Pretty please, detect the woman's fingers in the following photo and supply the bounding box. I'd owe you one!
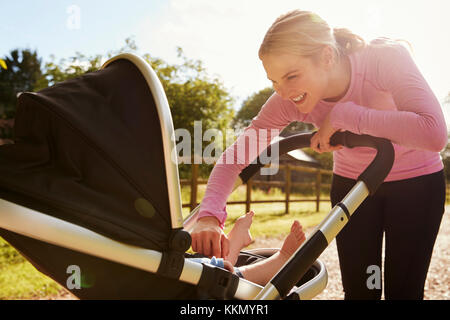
[191,235,199,252]
[190,216,223,257]
[192,230,226,258]
[221,234,230,259]
[329,144,343,151]
[194,237,203,256]
[310,134,321,153]
[311,134,343,153]
[203,236,212,257]
[210,232,221,258]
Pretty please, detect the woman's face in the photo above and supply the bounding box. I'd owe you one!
[261,52,331,113]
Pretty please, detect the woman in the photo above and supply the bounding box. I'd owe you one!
[191,10,447,299]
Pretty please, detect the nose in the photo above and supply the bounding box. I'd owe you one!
[274,84,290,100]
[275,87,290,100]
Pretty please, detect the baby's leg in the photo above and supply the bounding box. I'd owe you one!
[238,220,306,286]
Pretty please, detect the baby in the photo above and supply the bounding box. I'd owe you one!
[190,211,306,286]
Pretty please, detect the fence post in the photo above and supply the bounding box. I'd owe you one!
[285,165,291,214]
[315,169,321,212]
[246,177,252,213]
[190,163,199,212]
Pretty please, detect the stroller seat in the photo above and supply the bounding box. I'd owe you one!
[0,53,329,300]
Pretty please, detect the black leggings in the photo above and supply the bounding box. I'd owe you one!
[331,170,446,300]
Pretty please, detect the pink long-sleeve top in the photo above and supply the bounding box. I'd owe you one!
[199,38,448,227]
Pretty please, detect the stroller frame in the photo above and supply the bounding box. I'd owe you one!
[0,53,394,300]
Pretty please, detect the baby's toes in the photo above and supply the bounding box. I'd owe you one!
[291,220,300,232]
[293,224,305,241]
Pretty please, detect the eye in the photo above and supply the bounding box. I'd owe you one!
[287,75,298,81]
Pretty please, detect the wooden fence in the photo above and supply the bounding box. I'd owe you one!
[447,185,450,203]
[180,163,333,214]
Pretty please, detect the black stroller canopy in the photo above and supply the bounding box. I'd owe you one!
[0,57,176,251]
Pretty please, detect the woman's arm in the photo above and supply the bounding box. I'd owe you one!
[329,43,447,152]
[191,94,300,257]
[198,93,300,226]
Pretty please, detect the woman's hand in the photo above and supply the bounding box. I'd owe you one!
[310,112,343,153]
[191,216,230,259]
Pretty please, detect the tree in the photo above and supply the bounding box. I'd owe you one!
[43,37,138,86]
[143,48,235,178]
[3,38,234,136]
[42,38,234,140]
[0,49,48,119]
[144,47,234,134]
[0,39,235,178]
[43,52,102,86]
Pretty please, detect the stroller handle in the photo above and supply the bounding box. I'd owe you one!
[182,131,394,232]
[252,132,395,300]
[239,131,395,195]
[182,131,395,299]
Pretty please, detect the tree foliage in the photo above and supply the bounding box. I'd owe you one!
[0,39,235,178]
[44,52,103,86]
[0,49,48,118]
[142,47,234,178]
[1,38,234,131]
[144,47,234,134]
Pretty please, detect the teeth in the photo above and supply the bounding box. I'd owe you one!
[292,93,305,102]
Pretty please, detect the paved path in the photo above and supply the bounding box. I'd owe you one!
[252,206,450,300]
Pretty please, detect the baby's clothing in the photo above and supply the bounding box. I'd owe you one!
[189,256,244,278]
[189,256,225,268]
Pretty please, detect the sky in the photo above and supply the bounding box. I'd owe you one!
[1,0,449,123]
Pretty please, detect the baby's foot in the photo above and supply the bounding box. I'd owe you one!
[226,211,255,265]
[280,220,306,259]
[228,210,254,249]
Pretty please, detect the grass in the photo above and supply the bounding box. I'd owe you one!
[0,186,331,299]
[0,238,65,299]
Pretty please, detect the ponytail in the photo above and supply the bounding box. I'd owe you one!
[333,28,366,56]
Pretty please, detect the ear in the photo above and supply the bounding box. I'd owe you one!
[320,46,335,69]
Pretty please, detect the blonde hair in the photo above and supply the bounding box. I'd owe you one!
[259,10,366,63]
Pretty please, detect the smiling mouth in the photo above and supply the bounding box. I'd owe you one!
[292,93,307,104]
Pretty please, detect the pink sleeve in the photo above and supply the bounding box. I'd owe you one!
[198,94,299,227]
[330,43,447,152]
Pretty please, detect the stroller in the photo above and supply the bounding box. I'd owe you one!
[0,53,394,300]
